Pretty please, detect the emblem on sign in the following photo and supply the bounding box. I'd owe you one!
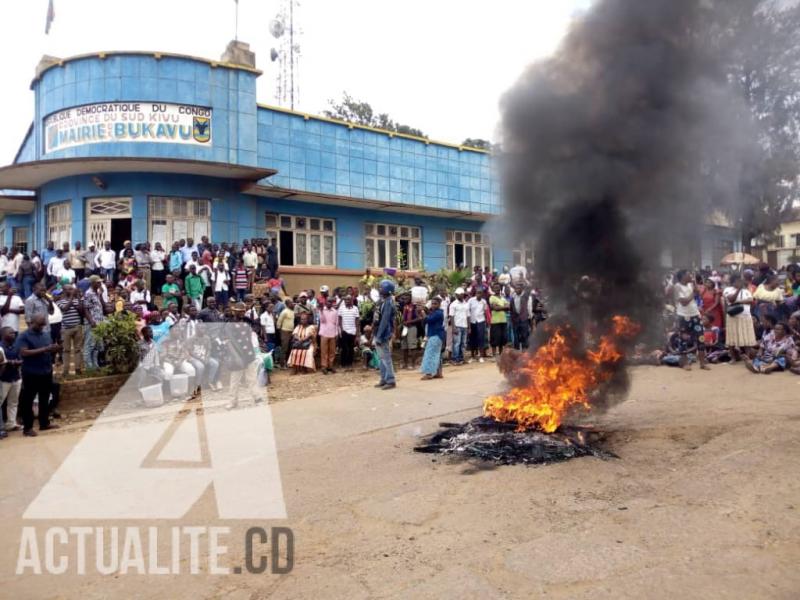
[193,117,211,143]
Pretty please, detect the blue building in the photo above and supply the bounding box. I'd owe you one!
[0,42,527,290]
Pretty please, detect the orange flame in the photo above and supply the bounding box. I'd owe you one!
[483,315,640,433]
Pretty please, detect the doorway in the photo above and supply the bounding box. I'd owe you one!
[86,197,133,251]
[110,219,132,253]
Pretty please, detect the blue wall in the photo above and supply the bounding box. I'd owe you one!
[32,53,259,166]
[38,173,255,248]
[36,172,496,271]
[0,214,31,249]
[256,107,500,215]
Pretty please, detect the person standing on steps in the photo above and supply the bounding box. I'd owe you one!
[374,279,397,390]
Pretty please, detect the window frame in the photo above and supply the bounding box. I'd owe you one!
[148,196,211,249]
[364,222,422,270]
[47,200,72,247]
[445,229,492,271]
[265,213,336,268]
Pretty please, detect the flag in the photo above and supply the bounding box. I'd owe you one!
[45,0,55,34]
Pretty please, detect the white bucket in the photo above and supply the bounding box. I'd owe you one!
[170,373,189,398]
[140,383,164,408]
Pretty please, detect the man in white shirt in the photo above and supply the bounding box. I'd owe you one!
[0,281,25,332]
[0,249,8,280]
[448,288,470,365]
[337,295,360,369]
[46,249,67,284]
[466,289,488,363]
[95,241,117,283]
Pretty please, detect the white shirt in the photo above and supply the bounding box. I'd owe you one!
[337,304,360,335]
[467,297,488,323]
[673,282,700,318]
[410,285,429,305]
[96,249,116,269]
[724,286,752,317]
[59,268,76,284]
[449,299,470,329]
[260,311,276,334]
[49,302,63,325]
[130,289,151,305]
[213,270,230,292]
[0,255,8,272]
[150,249,166,270]
[0,293,24,331]
[47,256,66,277]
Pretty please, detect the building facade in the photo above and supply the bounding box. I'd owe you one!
[0,43,515,290]
[0,42,742,287]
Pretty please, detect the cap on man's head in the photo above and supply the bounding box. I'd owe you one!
[89,275,102,283]
[320,285,329,293]
[455,287,465,295]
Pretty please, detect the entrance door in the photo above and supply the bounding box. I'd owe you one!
[86,197,132,252]
[110,219,132,253]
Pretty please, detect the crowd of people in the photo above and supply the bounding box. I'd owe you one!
[658,263,800,375]
[0,236,547,437]
[3,232,795,439]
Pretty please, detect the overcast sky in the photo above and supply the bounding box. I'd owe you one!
[0,0,591,164]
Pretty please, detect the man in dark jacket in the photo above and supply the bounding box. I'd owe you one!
[374,280,397,390]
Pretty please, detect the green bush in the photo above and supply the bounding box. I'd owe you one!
[92,312,140,374]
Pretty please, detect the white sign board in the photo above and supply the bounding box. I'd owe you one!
[44,102,212,154]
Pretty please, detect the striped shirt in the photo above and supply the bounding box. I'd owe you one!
[337,305,360,335]
[233,268,249,290]
[56,298,83,328]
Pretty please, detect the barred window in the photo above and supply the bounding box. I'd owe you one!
[445,230,492,270]
[149,197,211,248]
[266,213,335,267]
[364,223,421,270]
[47,201,72,247]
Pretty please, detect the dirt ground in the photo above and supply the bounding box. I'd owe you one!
[1,362,799,599]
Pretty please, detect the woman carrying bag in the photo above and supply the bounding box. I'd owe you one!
[724,273,757,360]
[288,311,317,374]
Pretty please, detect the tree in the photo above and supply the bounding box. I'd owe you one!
[323,93,426,138]
[710,0,800,249]
[461,138,492,151]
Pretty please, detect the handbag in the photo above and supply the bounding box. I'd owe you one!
[291,337,312,351]
[726,289,745,316]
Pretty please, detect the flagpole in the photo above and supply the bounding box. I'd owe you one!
[235,0,239,41]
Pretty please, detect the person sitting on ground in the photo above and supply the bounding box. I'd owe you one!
[745,322,796,374]
[359,324,377,369]
[660,330,697,370]
[287,311,317,374]
[702,314,729,364]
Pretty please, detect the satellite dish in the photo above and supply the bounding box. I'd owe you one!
[269,19,285,38]
[270,48,279,62]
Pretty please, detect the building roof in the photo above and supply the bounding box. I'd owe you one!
[30,50,262,89]
[0,158,276,190]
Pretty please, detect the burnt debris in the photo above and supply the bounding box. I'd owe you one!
[414,417,617,466]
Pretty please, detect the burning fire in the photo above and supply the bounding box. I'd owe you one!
[483,316,641,433]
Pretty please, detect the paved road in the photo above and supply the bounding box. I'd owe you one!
[1,363,799,599]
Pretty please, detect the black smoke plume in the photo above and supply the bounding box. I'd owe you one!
[498,0,757,409]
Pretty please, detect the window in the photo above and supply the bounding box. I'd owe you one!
[512,244,534,269]
[445,230,492,270]
[47,201,72,247]
[149,197,211,248]
[265,213,335,267]
[794,234,800,248]
[12,227,28,254]
[774,235,786,249]
[364,223,421,270]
